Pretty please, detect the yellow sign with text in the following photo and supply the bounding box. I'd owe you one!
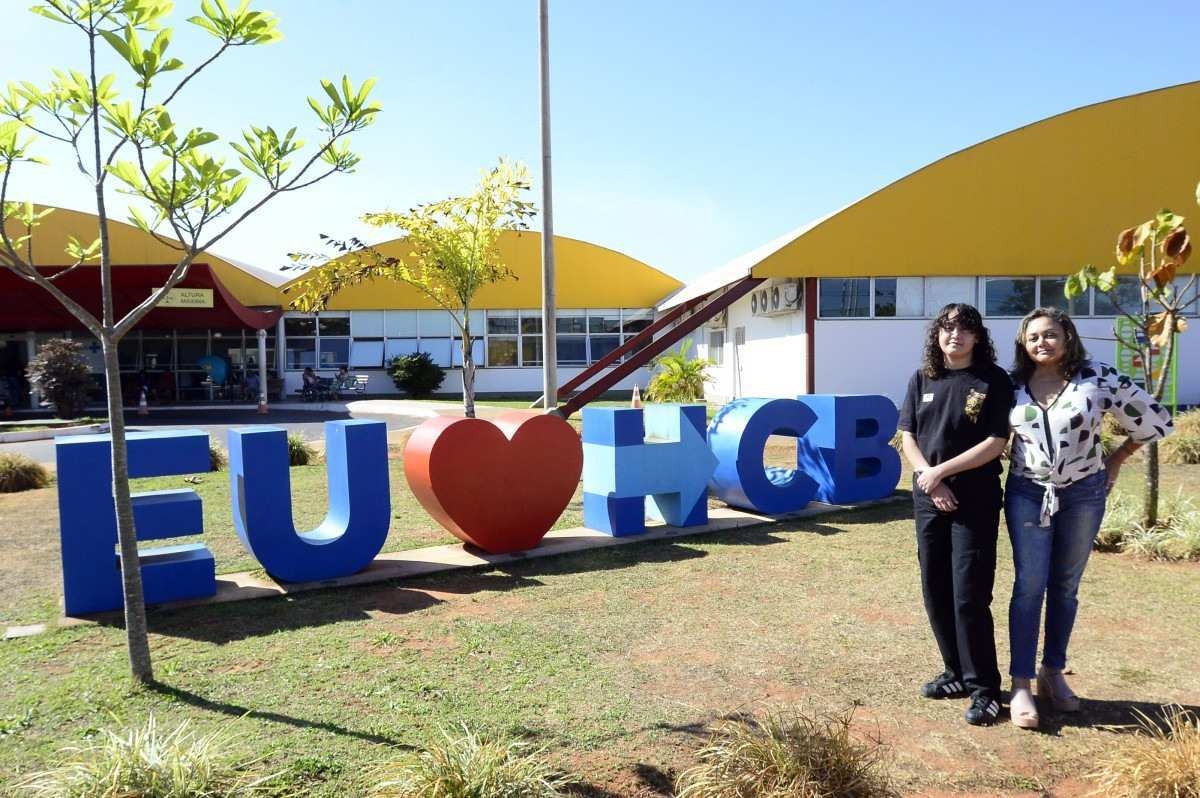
[156,288,214,308]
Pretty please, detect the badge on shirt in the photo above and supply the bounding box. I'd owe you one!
[921,392,934,403]
[964,388,987,422]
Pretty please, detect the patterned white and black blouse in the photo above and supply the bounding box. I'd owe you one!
[1009,360,1174,525]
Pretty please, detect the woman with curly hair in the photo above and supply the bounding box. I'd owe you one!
[897,303,1013,726]
[1004,307,1173,729]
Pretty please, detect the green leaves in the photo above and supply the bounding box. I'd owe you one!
[290,160,536,317]
[308,76,380,134]
[230,125,302,185]
[101,25,184,89]
[188,0,282,46]
[64,235,102,263]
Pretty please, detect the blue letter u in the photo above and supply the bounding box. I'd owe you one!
[228,420,390,583]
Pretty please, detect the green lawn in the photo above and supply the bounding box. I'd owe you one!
[0,456,1197,795]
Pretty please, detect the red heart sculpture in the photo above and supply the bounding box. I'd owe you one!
[403,411,583,554]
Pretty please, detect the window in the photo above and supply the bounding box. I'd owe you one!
[350,340,384,368]
[708,330,725,366]
[924,277,976,314]
[874,277,923,317]
[555,311,587,365]
[818,278,870,318]
[1093,276,1142,316]
[521,336,543,367]
[451,338,485,367]
[589,309,621,334]
[384,338,418,361]
[419,337,452,367]
[384,310,417,337]
[142,335,175,370]
[1037,277,1089,316]
[984,278,1035,317]
[590,335,621,362]
[556,336,587,366]
[520,311,543,366]
[486,310,518,366]
[621,309,653,358]
[487,336,518,367]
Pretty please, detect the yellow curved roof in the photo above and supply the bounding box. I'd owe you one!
[280,230,682,309]
[752,81,1200,279]
[3,204,283,306]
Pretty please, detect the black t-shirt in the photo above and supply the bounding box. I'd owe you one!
[897,363,1013,482]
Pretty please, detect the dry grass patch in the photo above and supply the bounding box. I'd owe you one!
[13,715,272,798]
[0,452,51,493]
[375,724,570,798]
[1089,704,1200,797]
[675,708,897,798]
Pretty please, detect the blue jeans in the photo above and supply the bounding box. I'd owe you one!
[1005,470,1108,679]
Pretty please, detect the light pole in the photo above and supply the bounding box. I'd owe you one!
[539,0,558,412]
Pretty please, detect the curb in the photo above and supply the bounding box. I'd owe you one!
[0,423,109,444]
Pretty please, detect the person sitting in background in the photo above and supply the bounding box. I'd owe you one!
[301,366,320,401]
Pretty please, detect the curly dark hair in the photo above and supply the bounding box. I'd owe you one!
[1011,307,1089,384]
[921,303,997,379]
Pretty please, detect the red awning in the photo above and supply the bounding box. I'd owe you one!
[0,263,281,331]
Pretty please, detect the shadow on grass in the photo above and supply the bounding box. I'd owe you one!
[148,681,414,749]
[1033,696,1200,736]
[118,507,901,644]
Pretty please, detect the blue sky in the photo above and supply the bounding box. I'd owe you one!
[2,1,1198,285]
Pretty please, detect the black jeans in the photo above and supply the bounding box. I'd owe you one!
[913,474,1002,697]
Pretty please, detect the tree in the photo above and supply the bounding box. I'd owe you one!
[0,0,379,683]
[287,159,536,418]
[26,338,94,418]
[1065,201,1195,528]
[644,338,713,403]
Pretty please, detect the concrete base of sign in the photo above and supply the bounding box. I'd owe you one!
[5,494,904,637]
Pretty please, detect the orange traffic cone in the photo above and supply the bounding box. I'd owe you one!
[256,394,268,415]
[137,389,149,416]
[630,384,642,409]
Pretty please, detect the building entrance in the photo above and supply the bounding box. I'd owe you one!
[0,339,30,413]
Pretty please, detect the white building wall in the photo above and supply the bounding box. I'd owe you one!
[699,290,807,404]
[812,317,1200,407]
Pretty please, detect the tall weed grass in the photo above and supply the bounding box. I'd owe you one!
[1089,704,1200,797]
[376,724,569,798]
[286,434,318,467]
[0,452,51,492]
[1097,489,1200,560]
[675,708,896,798]
[14,715,271,797]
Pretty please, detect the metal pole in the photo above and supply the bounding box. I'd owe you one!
[256,328,268,413]
[538,0,558,411]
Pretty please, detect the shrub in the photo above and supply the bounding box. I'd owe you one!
[1162,410,1200,464]
[210,445,227,472]
[25,338,93,419]
[1098,489,1200,560]
[675,708,896,798]
[645,338,713,404]
[14,715,265,798]
[287,434,317,467]
[376,724,569,798]
[1089,704,1200,797]
[391,351,445,398]
[0,453,52,493]
[1100,412,1125,457]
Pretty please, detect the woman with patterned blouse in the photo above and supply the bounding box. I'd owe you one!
[1005,307,1174,729]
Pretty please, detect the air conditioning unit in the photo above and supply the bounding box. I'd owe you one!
[752,280,801,316]
[704,308,727,329]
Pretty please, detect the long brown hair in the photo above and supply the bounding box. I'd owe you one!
[921,303,997,379]
[1011,307,1089,384]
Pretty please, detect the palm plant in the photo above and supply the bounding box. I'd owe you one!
[644,338,713,403]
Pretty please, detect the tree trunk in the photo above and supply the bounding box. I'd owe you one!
[1143,440,1159,529]
[460,312,476,419]
[462,344,476,419]
[102,338,154,684]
